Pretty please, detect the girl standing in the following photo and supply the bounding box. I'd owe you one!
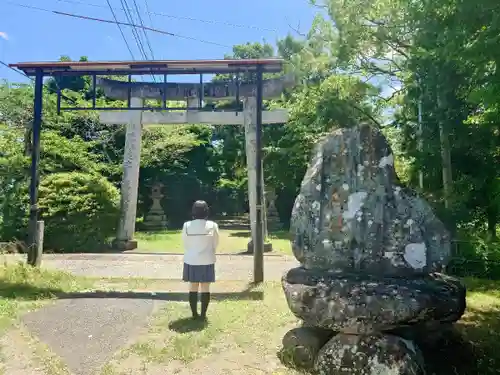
[182,200,219,320]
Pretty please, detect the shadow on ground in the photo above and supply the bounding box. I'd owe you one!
[417,306,500,375]
[56,290,264,301]
[462,278,500,295]
[0,279,264,301]
[168,317,209,333]
[0,280,63,299]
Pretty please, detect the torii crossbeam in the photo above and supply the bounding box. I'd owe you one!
[9,58,291,283]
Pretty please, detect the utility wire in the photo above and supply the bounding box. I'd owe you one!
[143,0,154,28]
[53,0,276,32]
[5,2,231,48]
[53,10,232,48]
[1,60,78,104]
[130,0,157,81]
[120,0,155,81]
[131,0,155,59]
[120,0,148,60]
[1,60,32,79]
[105,0,135,60]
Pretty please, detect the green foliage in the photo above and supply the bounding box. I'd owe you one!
[266,74,381,196]
[38,172,120,252]
[0,122,115,244]
[5,13,500,282]
[448,234,500,280]
[137,125,215,226]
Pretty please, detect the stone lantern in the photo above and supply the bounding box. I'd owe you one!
[143,182,168,230]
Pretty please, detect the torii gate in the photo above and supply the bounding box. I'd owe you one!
[97,74,291,258]
[9,59,290,283]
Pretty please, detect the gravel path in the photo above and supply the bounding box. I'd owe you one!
[1,253,298,281]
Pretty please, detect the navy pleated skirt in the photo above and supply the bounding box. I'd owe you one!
[183,263,215,283]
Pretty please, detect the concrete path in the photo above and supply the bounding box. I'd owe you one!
[1,253,298,281]
[3,253,299,375]
[22,297,159,375]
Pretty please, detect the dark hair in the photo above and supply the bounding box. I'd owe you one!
[192,200,209,220]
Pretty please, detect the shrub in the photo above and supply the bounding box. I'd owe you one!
[448,231,500,279]
[38,172,120,252]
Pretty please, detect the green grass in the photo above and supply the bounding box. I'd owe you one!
[0,262,94,327]
[134,229,292,254]
[455,279,500,375]
[106,281,300,374]
[0,262,95,375]
[103,278,500,375]
[0,262,498,375]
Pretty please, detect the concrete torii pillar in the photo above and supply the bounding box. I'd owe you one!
[244,97,271,253]
[113,97,143,250]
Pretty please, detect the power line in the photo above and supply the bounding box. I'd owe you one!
[1,60,78,104]
[5,2,232,48]
[121,0,156,81]
[129,0,157,81]
[1,60,32,80]
[131,0,155,59]
[120,0,149,60]
[52,0,276,32]
[52,10,232,48]
[105,0,135,60]
[142,0,154,28]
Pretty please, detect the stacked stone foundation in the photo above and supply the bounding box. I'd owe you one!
[279,268,466,374]
[278,125,468,375]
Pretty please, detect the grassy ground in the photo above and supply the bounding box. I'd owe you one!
[0,262,94,329]
[0,262,95,375]
[0,263,499,374]
[134,229,292,255]
[102,278,500,375]
[103,281,301,375]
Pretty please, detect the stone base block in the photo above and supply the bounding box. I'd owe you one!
[314,333,425,375]
[391,323,478,374]
[282,267,466,333]
[112,239,138,251]
[247,240,273,253]
[143,222,168,231]
[267,217,282,231]
[278,326,334,370]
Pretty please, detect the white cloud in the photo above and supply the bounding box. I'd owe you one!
[0,32,8,40]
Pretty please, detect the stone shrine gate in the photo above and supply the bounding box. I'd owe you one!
[9,58,290,282]
[98,74,292,255]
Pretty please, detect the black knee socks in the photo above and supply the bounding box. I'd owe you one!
[200,292,210,318]
[188,291,198,318]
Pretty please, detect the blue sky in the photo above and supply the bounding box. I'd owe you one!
[1,0,317,83]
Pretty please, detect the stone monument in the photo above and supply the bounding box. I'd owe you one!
[278,125,466,374]
[143,182,168,230]
[265,188,282,230]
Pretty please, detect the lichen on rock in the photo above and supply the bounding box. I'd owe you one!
[279,124,467,375]
[282,267,466,333]
[314,333,426,375]
[290,125,450,275]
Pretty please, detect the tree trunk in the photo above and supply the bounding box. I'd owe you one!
[487,205,498,241]
[437,90,453,210]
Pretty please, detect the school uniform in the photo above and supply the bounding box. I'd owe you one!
[182,219,219,283]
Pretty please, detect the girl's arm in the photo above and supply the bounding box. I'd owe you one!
[213,223,220,251]
[181,222,187,246]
